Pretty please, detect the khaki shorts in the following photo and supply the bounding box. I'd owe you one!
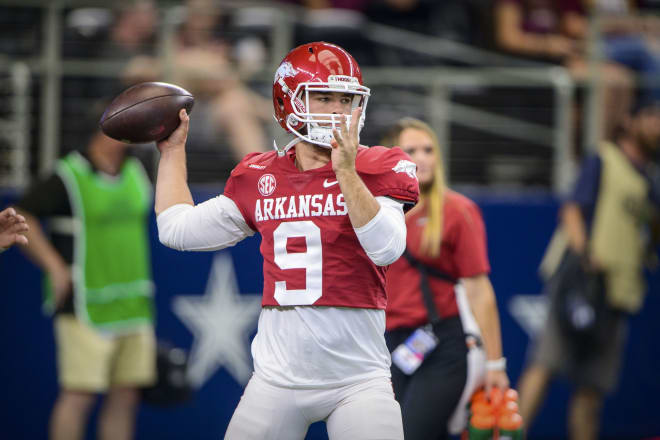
[533,300,628,394]
[55,315,156,392]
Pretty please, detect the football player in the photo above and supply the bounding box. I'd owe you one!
[155,42,419,439]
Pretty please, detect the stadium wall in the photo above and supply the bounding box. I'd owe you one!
[1,188,658,440]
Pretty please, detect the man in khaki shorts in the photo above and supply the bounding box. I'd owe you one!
[17,124,156,440]
[517,103,660,440]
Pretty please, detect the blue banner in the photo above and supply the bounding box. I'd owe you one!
[1,189,658,439]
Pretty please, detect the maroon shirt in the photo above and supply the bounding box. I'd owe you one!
[498,0,583,34]
[386,191,490,329]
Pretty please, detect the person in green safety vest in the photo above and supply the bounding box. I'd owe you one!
[16,128,155,440]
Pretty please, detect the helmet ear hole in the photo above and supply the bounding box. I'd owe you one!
[277,97,285,112]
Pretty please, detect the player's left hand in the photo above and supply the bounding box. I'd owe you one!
[331,106,361,175]
[485,370,510,396]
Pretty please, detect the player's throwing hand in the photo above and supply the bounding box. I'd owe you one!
[331,107,362,175]
[157,109,190,154]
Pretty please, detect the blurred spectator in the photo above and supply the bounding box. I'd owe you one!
[122,3,270,182]
[60,1,158,159]
[517,102,660,440]
[176,0,227,50]
[570,0,660,105]
[97,0,158,59]
[177,0,270,179]
[172,48,270,160]
[176,0,267,78]
[494,0,634,153]
[15,116,157,440]
[495,0,582,62]
[0,207,29,251]
[283,0,372,64]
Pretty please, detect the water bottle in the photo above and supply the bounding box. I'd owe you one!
[499,400,519,417]
[471,400,494,417]
[468,413,495,440]
[498,412,524,440]
[471,389,487,404]
[503,388,519,403]
[487,387,503,407]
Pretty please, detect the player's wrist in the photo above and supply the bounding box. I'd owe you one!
[158,143,186,157]
[333,166,357,180]
[485,357,507,371]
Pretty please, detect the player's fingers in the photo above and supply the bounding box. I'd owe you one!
[330,138,339,149]
[349,107,362,139]
[162,109,189,145]
[332,128,343,146]
[15,214,26,223]
[178,109,190,131]
[339,114,349,138]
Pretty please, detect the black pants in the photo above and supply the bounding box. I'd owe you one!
[386,316,468,440]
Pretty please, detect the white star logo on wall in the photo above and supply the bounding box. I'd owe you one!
[173,253,262,388]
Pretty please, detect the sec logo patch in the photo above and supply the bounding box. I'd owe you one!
[258,174,277,196]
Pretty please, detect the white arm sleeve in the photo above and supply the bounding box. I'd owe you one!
[156,195,255,251]
[354,196,407,266]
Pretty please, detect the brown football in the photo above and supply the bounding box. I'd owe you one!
[100,82,194,143]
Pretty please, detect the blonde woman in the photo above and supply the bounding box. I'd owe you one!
[383,118,509,439]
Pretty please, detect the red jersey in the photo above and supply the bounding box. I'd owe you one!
[385,190,490,329]
[223,146,419,309]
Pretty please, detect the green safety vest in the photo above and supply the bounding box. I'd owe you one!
[55,151,154,332]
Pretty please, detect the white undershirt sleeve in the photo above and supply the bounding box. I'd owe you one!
[353,196,407,266]
[156,195,255,251]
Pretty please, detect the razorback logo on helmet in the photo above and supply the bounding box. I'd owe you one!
[273,61,298,85]
[258,174,277,197]
[392,160,418,180]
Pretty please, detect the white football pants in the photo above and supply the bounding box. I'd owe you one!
[224,374,403,440]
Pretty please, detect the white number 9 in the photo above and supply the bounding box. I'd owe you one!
[273,221,323,305]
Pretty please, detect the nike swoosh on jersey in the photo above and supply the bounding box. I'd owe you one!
[323,179,339,188]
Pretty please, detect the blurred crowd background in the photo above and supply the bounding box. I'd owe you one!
[2,0,658,193]
[2,1,660,439]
